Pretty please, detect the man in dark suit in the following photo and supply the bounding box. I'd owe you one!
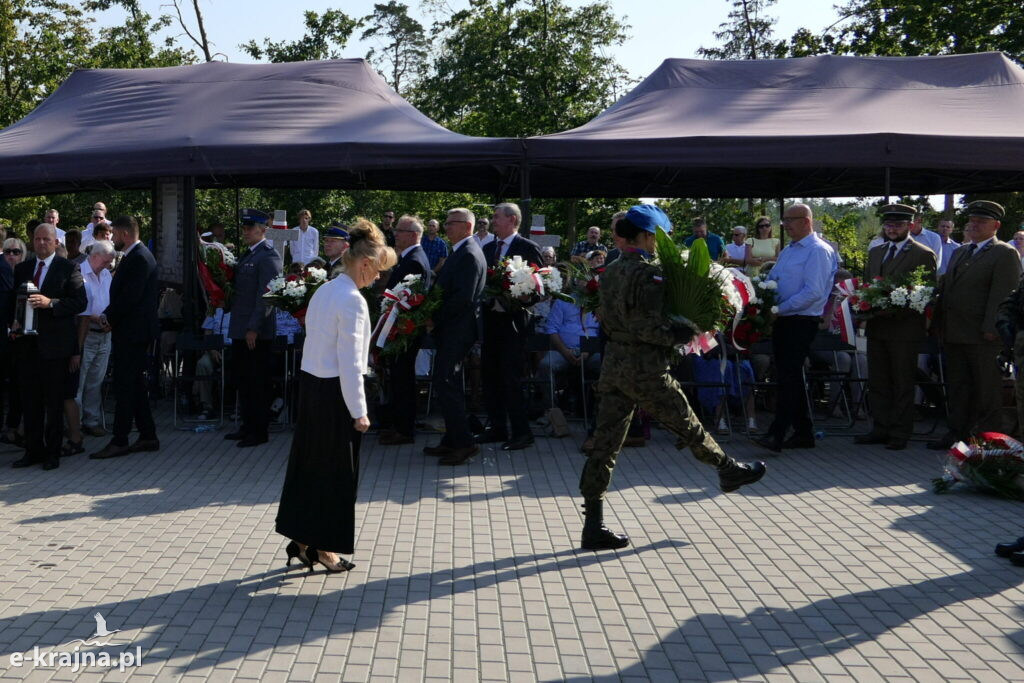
[854,204,936,451]
[225,209,283,448]
[424,208,486,465]
[379,215,434,445]
[929,200,1021,449]
[0,254,13,429]
[12,223,87,470]
[478,202,544,451]
[89,216,160,459]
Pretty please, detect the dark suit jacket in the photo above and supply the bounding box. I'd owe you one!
[104,242,159,344]
[482,234,543,269]
[229,240,283,340]
[0,258,13,349]
[386,244,433,291]
[14,255,87,359]
[936,238,1021,345]
[865,239,936,342]
[432,238,485,344]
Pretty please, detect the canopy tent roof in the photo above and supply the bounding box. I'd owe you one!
[524,52,1024,198]
[0,59,522,198]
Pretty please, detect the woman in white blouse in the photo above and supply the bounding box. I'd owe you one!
[276,219,396,574]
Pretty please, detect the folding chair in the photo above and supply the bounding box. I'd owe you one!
[173,331,225,430]
[803,331,865,433]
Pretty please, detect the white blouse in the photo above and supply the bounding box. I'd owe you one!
[300,273,371,418]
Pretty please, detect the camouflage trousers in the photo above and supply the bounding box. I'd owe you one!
[580,346,727,500]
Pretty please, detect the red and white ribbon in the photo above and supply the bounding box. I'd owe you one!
[375,286,414,348]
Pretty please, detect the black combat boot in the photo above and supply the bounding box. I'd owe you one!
[581,499,630,551]
[996,537,1024,558]
[718,458,767,493]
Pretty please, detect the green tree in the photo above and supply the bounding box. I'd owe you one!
[240,9,360,62]
[784,0,1024,63]
[416,0,631,137]
[85,0,194,69]
[0,1,94,127]
[698,0,782,60]
[361,1,428,95]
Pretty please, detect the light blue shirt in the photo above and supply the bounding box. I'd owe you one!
[768,231,838,317]
[938,237,960,276]
[541,298,600,349]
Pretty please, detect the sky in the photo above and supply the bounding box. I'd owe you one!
[100,0,842,81]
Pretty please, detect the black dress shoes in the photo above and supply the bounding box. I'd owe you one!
[224,430,246,441]
[753,436,782,453]
[423,443,453,456]
[995,537,1024,558]
[89,442,133,459]
[438,445,479,465]
[11,456,37,468]
[885,439,907,451]
[501,434,534,451]
[129,438,160,453]
[854,432,888,445]
[41,458,59,470]
[237,435,268,448]
[718,459,767,493]
[782,434,815,449]
[474,428,509,444]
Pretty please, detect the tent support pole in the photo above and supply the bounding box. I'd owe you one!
[778,197,785,247]
[234,187,241,248]
[884,167,891,202]
[182,176,198,334]
[519,161,532,237]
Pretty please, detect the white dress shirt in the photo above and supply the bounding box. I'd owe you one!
[32,252,56,286]
[79,260,112,318]
[475,232,495,248]
[288,225,320,265]
[496,235,516,260]
[300,273,371,418]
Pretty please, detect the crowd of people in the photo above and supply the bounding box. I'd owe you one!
[5,196,1024,564]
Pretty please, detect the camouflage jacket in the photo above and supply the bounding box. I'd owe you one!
[597,249,689,349]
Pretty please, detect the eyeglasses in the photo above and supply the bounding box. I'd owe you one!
[756,223,770,228]
[3,249,22,255]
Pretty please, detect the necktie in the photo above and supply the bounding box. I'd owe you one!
[500,239,511,260]
[883,243,897,263]
[955,243,977,275]
[33,260,44,287]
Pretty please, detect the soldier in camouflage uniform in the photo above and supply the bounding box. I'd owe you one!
[580,205,767,551]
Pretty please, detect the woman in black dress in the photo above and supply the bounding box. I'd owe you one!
[276,220,396,573]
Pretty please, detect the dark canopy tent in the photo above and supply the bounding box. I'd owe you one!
[0,59,522,198]
[523,52,1024,198]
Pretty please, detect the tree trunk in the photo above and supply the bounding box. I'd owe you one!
[566,198,577,249]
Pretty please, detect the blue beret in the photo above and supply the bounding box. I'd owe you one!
[325,225,349,240]
[625,204,672,234]
[240,208,269,225]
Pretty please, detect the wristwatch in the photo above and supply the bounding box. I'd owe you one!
[48,298,56,309]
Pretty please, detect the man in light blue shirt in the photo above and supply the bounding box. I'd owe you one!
[756,203,837,454]
[935,218,960,275]
[539,297,601,376]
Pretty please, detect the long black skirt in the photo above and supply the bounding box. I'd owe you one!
[275,372,361,554]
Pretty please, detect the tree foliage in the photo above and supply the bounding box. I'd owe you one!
[698,0,782,60]
[240,9,360,63]
[415,0,631,137]
[361,1,428,95]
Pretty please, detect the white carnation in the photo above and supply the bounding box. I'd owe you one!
[889,286,909,307]
[771,305,779,314]
[305,267,327,282]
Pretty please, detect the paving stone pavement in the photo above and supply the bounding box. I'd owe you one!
[0,407,1023,682]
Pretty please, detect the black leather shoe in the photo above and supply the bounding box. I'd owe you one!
[501,434,535,451]
[753,436,782,453]
[129,438,160,453]
[474,428,509,444]
[237,435,268,448]
[854,432,888,445]
[423,444,453,456]
[1011,552,1024,567]
[224,430,246,441]
[995,537,1024,558]
[89,442,133,459]
[41,458,59,471]
[438,445,479,465]
[885,439,907,451]
[782,434,815,449]
[11,456,37,468]
[719,459,767,493]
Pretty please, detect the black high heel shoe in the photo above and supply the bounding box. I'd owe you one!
[995,537,1024,558]
[304,547,355,574]
[284,540,311,569]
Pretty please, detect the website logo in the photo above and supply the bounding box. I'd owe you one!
[7,612,142,673]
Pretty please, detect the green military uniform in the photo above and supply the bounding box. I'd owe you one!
[581,248,726,499]
[933,201,1021,446]
[861,205,937,446]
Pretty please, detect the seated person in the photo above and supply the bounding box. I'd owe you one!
[537,297,602,407]
[690,349,758,433]
[194,309,232,420]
